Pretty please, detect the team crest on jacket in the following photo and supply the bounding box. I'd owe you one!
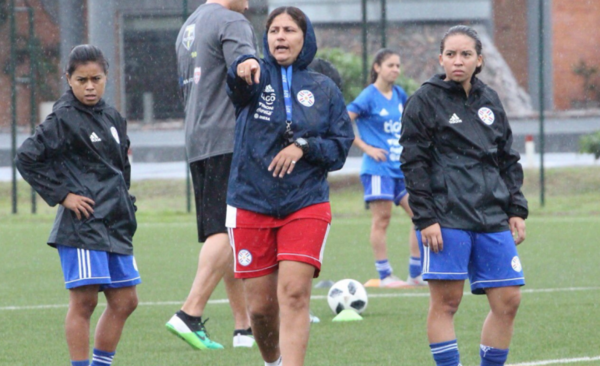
[182,24,195,51]
[238,249,252,266]
[297,90,314,107]
[478,107,495,125]
[194,67,201,84]
[110,127,120,144]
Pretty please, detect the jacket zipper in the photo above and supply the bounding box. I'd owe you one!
[463,92,489,229]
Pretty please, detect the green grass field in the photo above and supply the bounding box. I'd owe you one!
[1,167,600,365]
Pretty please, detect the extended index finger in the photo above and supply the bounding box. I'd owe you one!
[253,65,261,84]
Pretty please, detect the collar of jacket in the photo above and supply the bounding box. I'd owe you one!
[262,11,317,71]
[424,73,485,96]
[53,89,107,115]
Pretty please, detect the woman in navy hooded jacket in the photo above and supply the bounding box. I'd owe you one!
[226,6,353,366]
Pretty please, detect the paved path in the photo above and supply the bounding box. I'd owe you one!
[1,154,597,182]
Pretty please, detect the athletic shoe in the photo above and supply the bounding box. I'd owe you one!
[406,274,428,286]
[233,328,255,348]
[379,274,405,288]
[165,313,224,350]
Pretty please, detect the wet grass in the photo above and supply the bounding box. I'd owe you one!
[1,166,600,365]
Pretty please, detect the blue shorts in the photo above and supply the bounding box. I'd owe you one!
[417,228,525,295]
[57,245,142,290]
[360,174,407,206]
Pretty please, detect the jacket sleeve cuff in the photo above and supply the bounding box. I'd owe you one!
[413,217,439,231]
[507,206,528,220]
[51,188,71,207]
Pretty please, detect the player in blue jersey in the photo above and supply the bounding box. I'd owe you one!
[347,49,425,288]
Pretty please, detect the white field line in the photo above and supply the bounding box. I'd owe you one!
[506,355,600,365]
[1,286,599,312]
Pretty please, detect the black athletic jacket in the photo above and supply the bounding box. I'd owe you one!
[16,90,137,255]
[400,74,528,232]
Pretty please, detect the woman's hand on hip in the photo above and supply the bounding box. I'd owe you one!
[62,193,95,220]
[509,217,526,245]
[365,145,388,162]
[421,223,443,253]
[269,144,303,178]
[237,59,261,85]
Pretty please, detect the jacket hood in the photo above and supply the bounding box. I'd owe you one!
[424,73,484,94]
[54,89,107,114]
[262,10,317,70]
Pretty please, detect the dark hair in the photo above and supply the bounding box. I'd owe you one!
[370,48,400,84]
[266,6,307,36]
[309,58,343,91]
[440,25,484,75]
[65,44,109,76]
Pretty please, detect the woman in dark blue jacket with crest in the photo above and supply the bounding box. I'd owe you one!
[226,6,353,365]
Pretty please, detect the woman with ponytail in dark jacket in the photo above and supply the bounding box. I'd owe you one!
[400,26,528,366]
[16,45,139,366]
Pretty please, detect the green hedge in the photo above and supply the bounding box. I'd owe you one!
[579,131,600,160]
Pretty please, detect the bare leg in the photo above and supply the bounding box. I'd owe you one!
[398,195,420,259]
[244,273,280,362]
[481,286,521,348]
[223,259,251,330]
[427,280,464,343]
[65,285,99,361]
[181,232,248,330]
[369,200,393,261]
[277,260,315,366]
[94,286,139,352]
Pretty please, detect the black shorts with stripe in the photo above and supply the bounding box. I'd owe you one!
[190,153,232,243]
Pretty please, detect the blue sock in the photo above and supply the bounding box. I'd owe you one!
[375,259,393,279]
[480,345,509,366]
[409,256,422,278]
[90,349,115,366]
[430,340,461,366]
[71,360,89,366]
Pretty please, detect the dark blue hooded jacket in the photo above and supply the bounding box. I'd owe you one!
[226,15,354,218]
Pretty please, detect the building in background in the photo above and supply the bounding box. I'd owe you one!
[2,0,600,131]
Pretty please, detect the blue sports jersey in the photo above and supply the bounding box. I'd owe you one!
[348,84,408,178]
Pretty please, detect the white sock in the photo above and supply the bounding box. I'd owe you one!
[265,356,282,366]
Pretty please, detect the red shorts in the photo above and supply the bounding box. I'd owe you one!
[226,202,331,279]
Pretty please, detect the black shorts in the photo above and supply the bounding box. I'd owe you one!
[190,153,232,243]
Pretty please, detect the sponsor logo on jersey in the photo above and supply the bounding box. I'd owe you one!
[238,249,253,266]
[449,113,463,124]
[256,85,276,121]
[511,256,522,272]
[182,24,195,51]
[383,119,402,135]
[194,67,201,84]
[379,108,389,116]
[478,107,495,125]
[90,132,101,143]
[110,127,120,144]
[297,90,315,107]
